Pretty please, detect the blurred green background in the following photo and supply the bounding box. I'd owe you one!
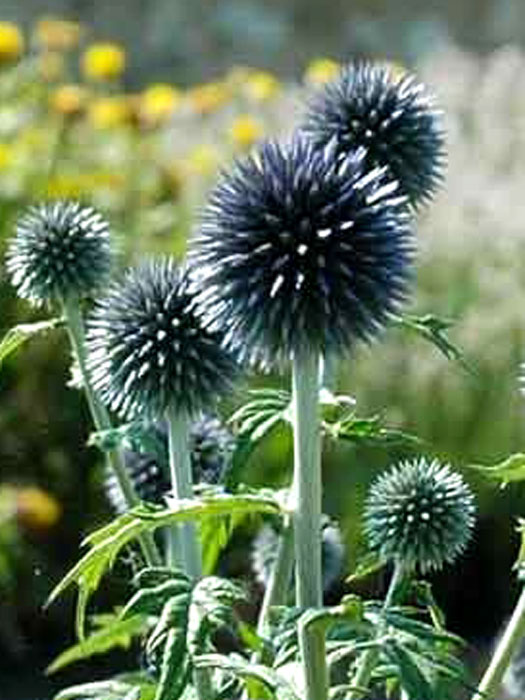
[1,2,525,698]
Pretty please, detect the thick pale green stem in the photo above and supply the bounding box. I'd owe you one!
[257,516,295,640]
[471,586,525,700]
[292,346,323,608]
[349,562,404,699]
[165,408,202,579]
[61,297,161,567]
[291,346,326,700]
[299,615,329,700]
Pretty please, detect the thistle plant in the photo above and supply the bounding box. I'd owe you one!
[192,134,413,699]
[302,61,445,207]
[6,201,161,567]
[86,258,238,576]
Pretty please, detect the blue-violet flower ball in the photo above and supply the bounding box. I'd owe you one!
[364,457,475,573]
[302,62,445,207]
[6,201,113,307]
[192,136,414,368]
[87,258,238,420]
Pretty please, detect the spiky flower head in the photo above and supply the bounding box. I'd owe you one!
[302,62,445,207]
[364,458,475,573]
[252,516,345,593]
[6,201,112,307]
[87,258,238,420]
[104,415,232,513]
[193,136,413,368]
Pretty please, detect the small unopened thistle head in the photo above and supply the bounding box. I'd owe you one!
[87,258,238,420]
[302,62,445,207]
[192,136,413,368]
[104,415,232,513]
[6,201,112,307]
[364,458,475,573]
[252,516,345,593]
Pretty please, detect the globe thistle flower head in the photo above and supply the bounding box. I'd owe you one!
[364,458,475,573]
[6,201,112,307]
[193,135,414,368]
[302,62,445,207]
[252,515,345,593]
[104,415,233,513]
[87,258,239,420]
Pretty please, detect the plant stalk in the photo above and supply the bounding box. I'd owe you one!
[61,296,161,567]
[471,585,525,700]
[348,561,405,699]
[291,346,326,700]
[165,407,202,579]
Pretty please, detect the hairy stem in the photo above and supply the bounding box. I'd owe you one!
[165,408,202,580]
[61,297,161,567]
[291,346,326,700]
[348,562,405,699]
[471,585,525,700]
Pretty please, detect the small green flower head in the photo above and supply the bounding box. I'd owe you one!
[6,201,113,307]
[87,258,239,420]
[302,62,445,207]
[364,458,475,573]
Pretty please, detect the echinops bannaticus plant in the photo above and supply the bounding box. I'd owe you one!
[302,62,445,207]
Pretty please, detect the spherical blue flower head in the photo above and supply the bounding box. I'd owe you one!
[87,258,239,420]
[193,136,414,368]
[6,201,113,307]
[302,62,445,208]
[364,458,475,573]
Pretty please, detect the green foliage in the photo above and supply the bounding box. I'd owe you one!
[0,317,63,367]
[47,612,149,674]
[470,453,525,486]
[47,493,284,639]
[53,674,157,700]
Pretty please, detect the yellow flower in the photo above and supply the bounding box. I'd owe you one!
[37,51,65,81]
[186,82,230,115]
[82,42,126,81]
[243,71,280,102]
[88,96,131,129]
[16,487,61,531]
[0,21,24,64]
[229,114,263,149]
[34,17,83,51]
[50,84,88,118]
[139,83,181,126]
[304,58,341,87]
[0,143,13,170]
[184,144,220,177]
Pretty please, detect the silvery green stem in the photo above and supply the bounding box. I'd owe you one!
[471,585,525,700]
[257,516,295,639]
[165,408,202,580]
[61,296,161,567]
[348,561,405,699]
[292,346,326,700]
[299,613,329,700]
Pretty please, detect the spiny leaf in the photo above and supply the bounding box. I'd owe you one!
[87,422,165,456]
[194,653,301,700]
[346,552,385,584]
[53,676,155,700]
[383,640,434,700]
[392,313,473,373]
[0,317,63,367]
[470,453,525,486]
[47,613,148,674]
[47,493,284,638]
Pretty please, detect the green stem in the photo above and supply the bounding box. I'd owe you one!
[471,585,525,700]
[165,408,202,579]
[299,614,329,700]
[291,346,326,700]
[348,562,405,699]
[257,516,295,640]
[61,297,161,567]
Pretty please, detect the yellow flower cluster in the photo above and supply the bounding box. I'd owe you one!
[82,42,126,81]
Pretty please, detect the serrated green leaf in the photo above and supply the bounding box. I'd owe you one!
[47,493,283,639]
[470,453,525,486]
[88,422,166,458]
[47,613,148,674]
[54,676,156,700]
[154,622,190,700]
[122,574,191,620]
[383,640,434,700]
[194,653,301,700]
[0,317,63,367]
[346,552,385,584]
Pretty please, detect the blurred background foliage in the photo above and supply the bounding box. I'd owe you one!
[1,2,525,698]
